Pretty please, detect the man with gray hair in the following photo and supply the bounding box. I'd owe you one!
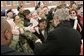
[34,8,81,55]
[52,8,70,27]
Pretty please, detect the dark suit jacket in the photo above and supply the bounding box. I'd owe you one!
[33,29,47,43]
[34,21,81,55]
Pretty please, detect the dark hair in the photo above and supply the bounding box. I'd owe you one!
[35,5,40,10]
[38,1,41,5]
[38,19,48,30]
[39,19,47,23]
[23,9,31,16]
[7,9,12,14]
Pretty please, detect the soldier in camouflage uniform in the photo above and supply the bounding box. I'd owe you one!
[17,30,40,54]
[9,15,24,50]
[9,15,42,54]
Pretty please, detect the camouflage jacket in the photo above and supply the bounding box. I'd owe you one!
[18,12,24,21]
[10,30,39,54]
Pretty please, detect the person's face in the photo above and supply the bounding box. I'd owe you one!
[78,10,83,17]
[80,11,83,17]
[43,7,49,14]
[39,10,44,16]
[70,11,77,17]
[15,16,20,23]
[7,12,13,18]
[52,17,60,27]
[39,21,47,30]
[26,13,31,20]
[32,13,38,19]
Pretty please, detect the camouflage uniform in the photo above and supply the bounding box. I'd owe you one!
[9,21,23,49]
[9,21,39,54]
[10,31,39,54]
[18,12,24,21]
[9,35,19,50]
[16,30,39,54]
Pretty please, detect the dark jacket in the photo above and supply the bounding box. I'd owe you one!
[33,29,47,43]
[1,45,33,55]
[33,31,44,43]
[34,21,81,55]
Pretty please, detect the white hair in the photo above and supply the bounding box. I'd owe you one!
[53,8,70,21]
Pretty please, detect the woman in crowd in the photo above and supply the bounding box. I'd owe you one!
[33,19,48,43]
[9,15,42,54]
[69,9,82,35]
[6,9,20,49]
[6,9,19,35]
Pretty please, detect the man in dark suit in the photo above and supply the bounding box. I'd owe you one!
[1,18,33,55]
[34,8,81,55]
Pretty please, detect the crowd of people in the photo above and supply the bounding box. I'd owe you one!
[1,1,83,55]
